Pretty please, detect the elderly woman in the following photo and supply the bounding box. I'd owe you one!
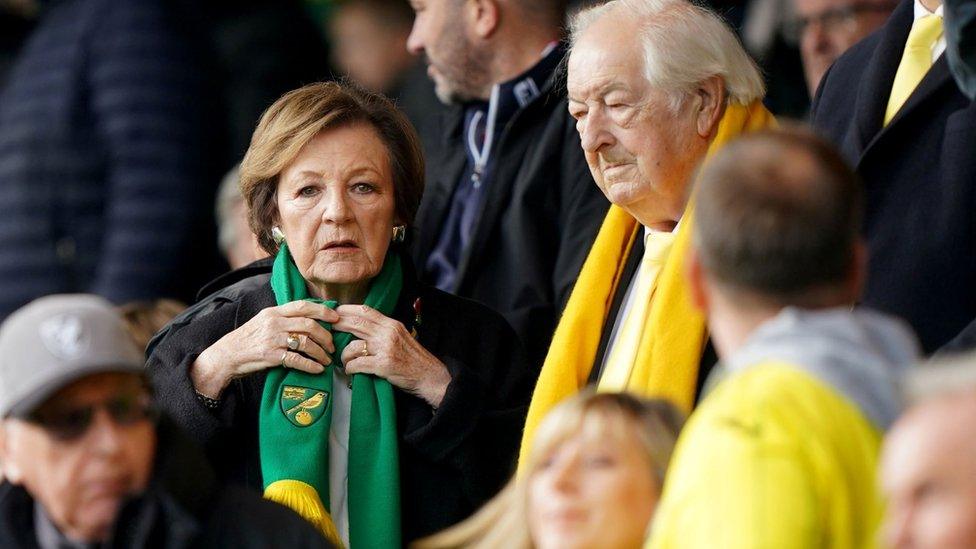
[416,391,685,549]
[147,82,533,548]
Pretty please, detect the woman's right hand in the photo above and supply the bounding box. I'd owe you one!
[190,301,339,398]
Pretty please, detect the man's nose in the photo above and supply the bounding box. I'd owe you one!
[86,409,125,455]
[406,21,424,56]
[578,111,614,153]
[803,20,833,56]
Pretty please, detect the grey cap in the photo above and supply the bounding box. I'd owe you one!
[0,294,145,418]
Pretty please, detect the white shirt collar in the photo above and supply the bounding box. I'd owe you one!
[642,219,681,243]
[911,0,946,62]
[913,0,944,19]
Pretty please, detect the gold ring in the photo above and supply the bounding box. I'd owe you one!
[361,340,369,357]
[280,350,289,365]
[286,333,301,351]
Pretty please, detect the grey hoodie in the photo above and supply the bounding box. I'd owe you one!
[717,307,921,431]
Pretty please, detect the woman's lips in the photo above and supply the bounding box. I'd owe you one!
[321,242,359,253]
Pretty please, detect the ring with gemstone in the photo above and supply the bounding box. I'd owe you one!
[286,333,301,351]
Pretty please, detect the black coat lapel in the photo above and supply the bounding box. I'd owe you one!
[861,56,953,162]
[852,0,915,158]
[413,108,467,264]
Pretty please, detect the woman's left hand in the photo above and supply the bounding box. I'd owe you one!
[335,304,452,409]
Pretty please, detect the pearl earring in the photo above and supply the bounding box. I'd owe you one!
[271,226,285,245]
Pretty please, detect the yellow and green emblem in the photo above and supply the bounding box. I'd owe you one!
[280,385,330,427]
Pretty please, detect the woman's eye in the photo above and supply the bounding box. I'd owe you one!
[298,186,319,198]
[352,182,375,194]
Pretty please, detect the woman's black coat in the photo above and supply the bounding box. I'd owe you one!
[146,258,535,544]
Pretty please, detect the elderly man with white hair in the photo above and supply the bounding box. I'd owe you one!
[519,0,774,462]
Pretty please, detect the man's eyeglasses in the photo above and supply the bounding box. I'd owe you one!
[784,2,897,44]
[26,393,157,442]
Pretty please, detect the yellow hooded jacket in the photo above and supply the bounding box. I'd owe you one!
[648,308,918,549]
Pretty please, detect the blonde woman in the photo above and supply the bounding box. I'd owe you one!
[416,391,684,549]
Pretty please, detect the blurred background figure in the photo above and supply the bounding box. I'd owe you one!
[786,0,896,97]
[205,0,333,163]
[0,0,224,319]
[118,299,187,352]
[215,165,266,270]
[0,0,34,88]
[881,354,976,548]
[0,295,332,548]
[327,0,442,136]
[416,391,684,549]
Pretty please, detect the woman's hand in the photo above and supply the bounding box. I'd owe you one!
[191,301,340,398]
[335,304,452,409]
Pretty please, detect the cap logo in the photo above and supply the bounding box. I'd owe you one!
[39,314,90,360]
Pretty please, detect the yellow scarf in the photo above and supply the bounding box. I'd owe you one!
[518,101,775,469]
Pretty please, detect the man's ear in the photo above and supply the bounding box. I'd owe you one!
[467,0,501,39]
[0,422,23,485]
[686,248,711,313]
[694,75,727,139]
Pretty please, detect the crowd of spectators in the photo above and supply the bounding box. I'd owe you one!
[0,0,975,547]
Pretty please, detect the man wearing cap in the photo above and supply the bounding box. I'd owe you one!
[0,294,332,548]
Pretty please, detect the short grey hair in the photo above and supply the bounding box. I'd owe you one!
[569,0,765,109]
[903,352,976,406]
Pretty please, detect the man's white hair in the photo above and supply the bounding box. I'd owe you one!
[903,352,976,406]
[569,0,765,109]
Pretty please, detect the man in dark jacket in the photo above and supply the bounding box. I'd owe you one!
[811,0,976,354]
[406,0,609,365]
[0,294,331,548]
[0,0,223,319]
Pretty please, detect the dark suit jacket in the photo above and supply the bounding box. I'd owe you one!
[413,62,609,367]
[812,0,976,353]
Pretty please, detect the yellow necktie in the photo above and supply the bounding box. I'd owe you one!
[884,14,943,126]
[598,230,675,392]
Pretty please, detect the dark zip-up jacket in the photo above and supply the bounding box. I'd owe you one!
[412,47,609,367]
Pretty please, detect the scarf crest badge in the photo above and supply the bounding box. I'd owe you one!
[280,385,330,427]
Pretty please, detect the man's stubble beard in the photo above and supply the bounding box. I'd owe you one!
[430,25,495,105]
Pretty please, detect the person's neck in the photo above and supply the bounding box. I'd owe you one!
[709,287,854,359]
[708,292,783,360]
[919,0,942,13]
[480,32,560,98]
[307,281,369,304]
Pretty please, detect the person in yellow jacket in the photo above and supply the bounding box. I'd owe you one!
[648,128,920,548]
[519,0,775,469]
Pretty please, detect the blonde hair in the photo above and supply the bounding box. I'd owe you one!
[414,391,684,549]
[569,0,765,111]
